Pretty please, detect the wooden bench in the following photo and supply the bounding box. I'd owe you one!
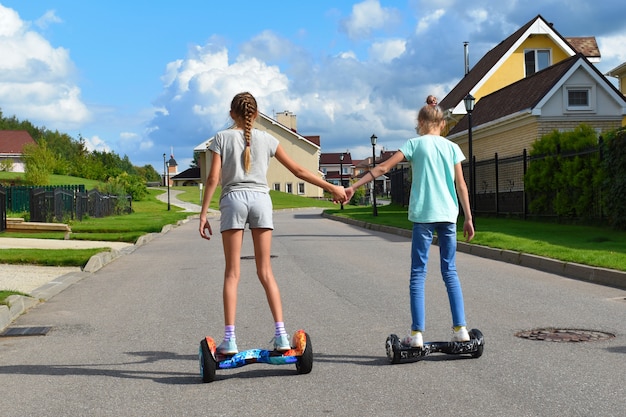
[5,218,72,240]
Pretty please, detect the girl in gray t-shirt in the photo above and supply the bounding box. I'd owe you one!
[199,92,346,354]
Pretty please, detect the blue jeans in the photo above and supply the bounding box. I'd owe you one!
[409,222,466,332]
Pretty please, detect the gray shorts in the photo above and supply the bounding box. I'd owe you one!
[219,190,274,232]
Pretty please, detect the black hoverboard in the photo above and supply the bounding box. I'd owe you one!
[385,328,484,364]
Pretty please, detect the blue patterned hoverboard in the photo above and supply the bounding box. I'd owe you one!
[199,329,313,383]
[385,329,484,364]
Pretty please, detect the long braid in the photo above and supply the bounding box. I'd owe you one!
[231,92,257,173]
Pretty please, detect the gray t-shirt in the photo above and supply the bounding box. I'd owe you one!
[208,128,279,198]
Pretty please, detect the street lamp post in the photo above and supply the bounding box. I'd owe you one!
[163,153,167,187]
[463,94,475,223]
[339,153,344,210]
[166,160,171,211]
[370,134,378,217]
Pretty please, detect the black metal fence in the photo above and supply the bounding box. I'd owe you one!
[1,185,132,228]
[0,187,5,232]
[389,146,602,219]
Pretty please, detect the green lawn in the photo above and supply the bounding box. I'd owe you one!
[328,204,626,272]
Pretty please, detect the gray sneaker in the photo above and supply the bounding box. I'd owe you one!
[217,338,238,355]
[272,334,291,351]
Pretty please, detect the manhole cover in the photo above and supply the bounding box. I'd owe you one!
[515,328,615,342]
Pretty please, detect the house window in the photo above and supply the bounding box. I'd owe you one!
[286,183,293,194]
[273,183,281,192]
[524,49,550,77]
[564,86,594,111]
[298,183,305,195]
[568,90,588,106]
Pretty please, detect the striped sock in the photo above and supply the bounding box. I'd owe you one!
[275,322,287,337]
[225,325,235,340]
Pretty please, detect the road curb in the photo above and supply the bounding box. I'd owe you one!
[323,212,626,291]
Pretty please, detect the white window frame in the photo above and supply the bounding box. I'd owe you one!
[524,49,551,77]
[286,183,293,194]
[563,85,595,112]
[298,183,305,195]
[273,183,281,192]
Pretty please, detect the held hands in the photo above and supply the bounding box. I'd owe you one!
[199,217,213,240]
[330,185,348,205]
[332,186,354,205]
[344,186,355,203]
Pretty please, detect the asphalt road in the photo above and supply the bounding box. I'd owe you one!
[1,209,625,416]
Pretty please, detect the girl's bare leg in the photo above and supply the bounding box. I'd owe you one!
[221,229,244,325]
[250,228,283,322]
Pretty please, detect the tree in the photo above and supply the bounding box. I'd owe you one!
[22,139,57,185]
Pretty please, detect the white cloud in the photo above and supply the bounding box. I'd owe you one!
[82,135,111,153]
[340,0,402,40]
[597,32,626,70]
[35,10,62,29]
[415,9,446,34]
[0,5,90,128]
[149,44,291,149]
[369,39,407,63]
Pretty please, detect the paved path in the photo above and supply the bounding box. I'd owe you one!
[153,187,202,212]
[1,208,625,416]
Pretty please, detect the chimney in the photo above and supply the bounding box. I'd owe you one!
[464,41,470,76]
[276,110,297,131]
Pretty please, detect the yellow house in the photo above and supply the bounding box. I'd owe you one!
[440,14,601,129]
[441,14,626,160]
[194,111,326,199]
[447,53,626,161]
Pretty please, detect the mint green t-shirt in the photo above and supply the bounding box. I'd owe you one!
[398,135,465,223]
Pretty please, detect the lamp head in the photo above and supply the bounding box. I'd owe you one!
[463,94,475,113]
[370,134,377,146]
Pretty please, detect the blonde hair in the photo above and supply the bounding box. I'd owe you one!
[417,104,445,135]
[230,92,258,173]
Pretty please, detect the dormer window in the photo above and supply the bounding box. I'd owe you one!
[525,49,551,77]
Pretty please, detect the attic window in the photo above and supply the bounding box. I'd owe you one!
[525,49,551,77]
[564,86,594,111]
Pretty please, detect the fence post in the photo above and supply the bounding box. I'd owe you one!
[523,148,527,219]
[494,153,499,216]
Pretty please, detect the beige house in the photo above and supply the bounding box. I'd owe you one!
[194,111,326,199]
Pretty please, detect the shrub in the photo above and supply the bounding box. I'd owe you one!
[601,127,626,229]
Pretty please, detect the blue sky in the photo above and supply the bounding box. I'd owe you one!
[1,1,625,173]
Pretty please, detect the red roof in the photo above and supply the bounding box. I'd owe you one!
[320,152,353,165]
[0,131,36,154]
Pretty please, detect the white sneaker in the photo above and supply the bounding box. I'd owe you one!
[402,331,423,348]
[451,327,470,342]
